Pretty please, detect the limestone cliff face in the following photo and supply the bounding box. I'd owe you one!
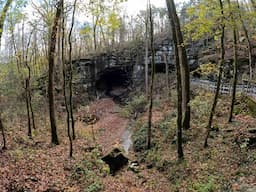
[73,33,202,97]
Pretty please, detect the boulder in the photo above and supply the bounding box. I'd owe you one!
[101,148,129,175]
[128,161,140,173]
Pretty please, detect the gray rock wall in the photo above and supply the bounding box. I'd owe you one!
[73,36,201,96]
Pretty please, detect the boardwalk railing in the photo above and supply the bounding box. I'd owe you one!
[191,78,256,97]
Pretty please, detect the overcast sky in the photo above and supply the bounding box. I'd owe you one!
[125,0,166,15]
[125,0,185,15]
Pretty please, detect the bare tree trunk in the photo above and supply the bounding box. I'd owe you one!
[228,0,239,123]
[166,0,184,160]
[163,53,169,92]
[48,0,63,145]
[0,116,6,150]
[205,0,225,148]
[28,81,36,130]
[237,0,253,81]
[93,16,98,51]
[25,30,36,130]
[145,8,149,98]
[166,0,190,130]
[147,1,155,150]
[0,0,13,149]
[99,24,106,48]
[56,22,62,85]
[33,30,38,75]
[11,19,36,133]
[22,19,25,66]
[23,30,33,138]
[68,0,77,141]
[25,79,32,138]
[61,2,72,158]
[174,37,183,160]
[0,0,13,46]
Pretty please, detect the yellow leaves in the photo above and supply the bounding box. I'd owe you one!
[184,0,222,41]
[199,63,219,76]
[80,25,92,35]
[187,6,196,17]
[107,12,121,31]
[97,17,105,26]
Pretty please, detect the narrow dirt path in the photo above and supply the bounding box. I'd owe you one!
[86,98,129,153]
[0,98,171,191]
[84,98,172,192]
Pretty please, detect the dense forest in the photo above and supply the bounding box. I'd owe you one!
[1,0,256,191]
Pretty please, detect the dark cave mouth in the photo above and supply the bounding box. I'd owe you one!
[95,68,131,98]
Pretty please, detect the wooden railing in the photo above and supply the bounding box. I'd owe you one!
[191,78,256,98]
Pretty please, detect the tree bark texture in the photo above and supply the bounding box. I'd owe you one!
[0,116,7,150]
[228,0,239,123]
[166,0,190,130]
[48,0,63,145]
[236,0,253,80]
[145,8,149,98]
[62,0,73,158]
[204,0,225,148]
[0,0,13,46]
[166,0,184,160]
[68,0,77,141]
[147,2,155,150]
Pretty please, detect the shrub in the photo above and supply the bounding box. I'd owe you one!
[190,92,212,124]
[145,148,172,171]
[119,95,147,118]
[234,95,256,117]
[71,147,109,191]
[191,177,217,192]
[170,90,178,108]
[156,114,176,142]
[132,124,148,152]
[85,181,103,192]
[192,63,218,80]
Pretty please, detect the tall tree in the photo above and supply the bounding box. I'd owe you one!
[166,0,190,130]
[8,10,37,137]
[63,0,78,157]
[0,115,6,150]
[84,0,125,51]
[25,29,36,138]
[68,0,77,141]
[48,0,63,145]
[236,0,253,81]
[147,0,155,150]
[31,0,56,73]
[144,4,149,98]
[166,0,184,160]
[25,78,32,138]
[227,0,238,123]
[204,0,225,148]
[0,0,13,44]
[163,53,170,93]
[0,0,14,150]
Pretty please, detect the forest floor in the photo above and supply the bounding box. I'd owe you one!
[1,85,256,191]
[0,97,170,192]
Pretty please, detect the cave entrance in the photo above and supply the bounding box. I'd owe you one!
[95,67,131,99]
[155,63,166,73]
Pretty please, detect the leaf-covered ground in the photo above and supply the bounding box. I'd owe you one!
[1,87,256,191]
[0,98,170,192]
[130,88,256,192]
